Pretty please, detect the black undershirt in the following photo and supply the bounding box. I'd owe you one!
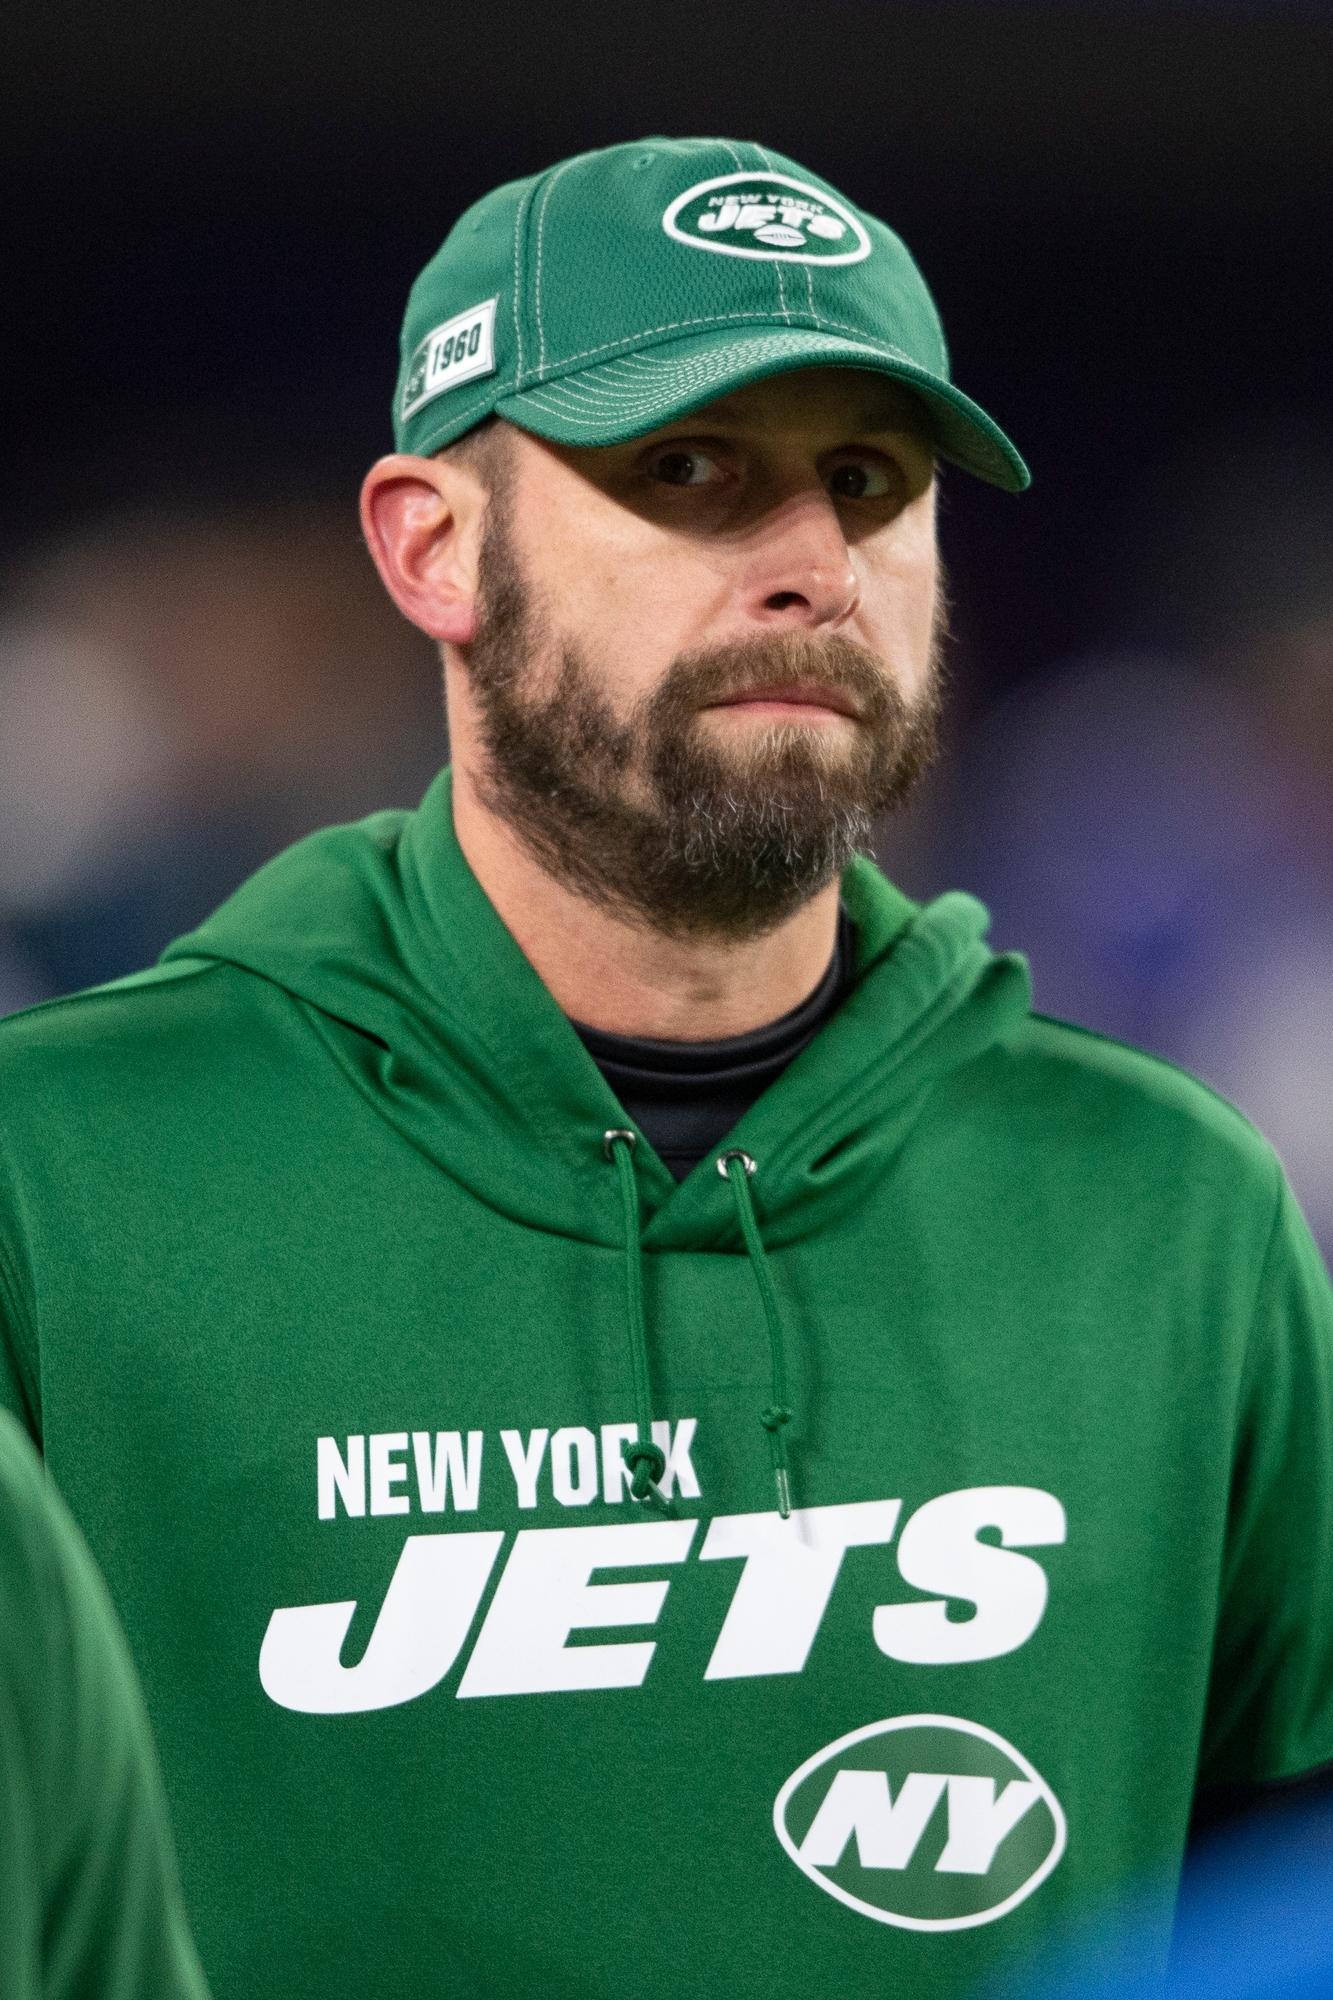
[570,905,858,1181]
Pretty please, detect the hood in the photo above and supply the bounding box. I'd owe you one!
[164,767,1033,1516]
[162,767,1032,1256]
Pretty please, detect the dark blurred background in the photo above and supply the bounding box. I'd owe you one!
[2,1,1331,1253]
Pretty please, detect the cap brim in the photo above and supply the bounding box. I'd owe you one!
[497,326,1029,492]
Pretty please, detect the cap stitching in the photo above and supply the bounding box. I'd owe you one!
[517,346,828,405]
[513,351,926,419]
[539,306,911,371]
[752,143,792,325]
[404,311,870,451]
[406,340,1009,478]
[550,310,785,364]
[598,355,690,372]
[517,351,815,408]
[511,348,992,423]
[508,380,1009,476]
[511,181,537,386]
[511,378,1008,473]
[751,139,828,329]
[803,266,819,325]
[715,141,786,326]
[406,333,1003,463]
[534,156,582,378]
[594,349,802,376]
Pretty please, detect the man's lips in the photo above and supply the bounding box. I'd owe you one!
[705,682,863,720]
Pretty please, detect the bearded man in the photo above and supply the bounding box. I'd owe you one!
[2,137,1331,2000]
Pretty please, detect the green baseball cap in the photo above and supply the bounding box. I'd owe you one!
[393,136,1029,492]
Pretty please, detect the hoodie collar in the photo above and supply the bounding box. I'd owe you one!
[162,766,1031,1251]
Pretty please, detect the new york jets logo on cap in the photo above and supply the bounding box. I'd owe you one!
[662,172,872,265]
[773,1715,1066,1931]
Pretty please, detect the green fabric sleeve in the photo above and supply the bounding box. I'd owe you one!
[0,1412,210,2000]
[1199,1163,1333,1787]
[0,1193,41,1439]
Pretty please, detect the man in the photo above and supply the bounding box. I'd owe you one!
[1,136,1331,1997]
[0,1409,210,1998]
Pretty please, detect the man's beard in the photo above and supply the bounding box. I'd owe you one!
[458,497,947,942]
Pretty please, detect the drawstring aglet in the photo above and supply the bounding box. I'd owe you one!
[761,1405,794,1521]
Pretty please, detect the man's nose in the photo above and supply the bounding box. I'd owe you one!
[740,489,860,631]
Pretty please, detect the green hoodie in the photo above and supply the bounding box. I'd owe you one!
[1,766,1330,1999]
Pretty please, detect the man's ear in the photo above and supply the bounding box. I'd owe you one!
[359,452,486,645]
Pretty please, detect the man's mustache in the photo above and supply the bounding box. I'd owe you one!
[647,631,898,726]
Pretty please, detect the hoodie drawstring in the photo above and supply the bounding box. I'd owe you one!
[603,1130,672,1513]
[717,1149,794,1520]
[602,1131,796,1521]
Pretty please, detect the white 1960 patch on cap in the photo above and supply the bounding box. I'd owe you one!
[400,298,498,424]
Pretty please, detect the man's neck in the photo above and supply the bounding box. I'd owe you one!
[450,763,843,1043]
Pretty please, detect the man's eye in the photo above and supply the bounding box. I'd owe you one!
[646,448,723,488]
[826,458,896,500]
